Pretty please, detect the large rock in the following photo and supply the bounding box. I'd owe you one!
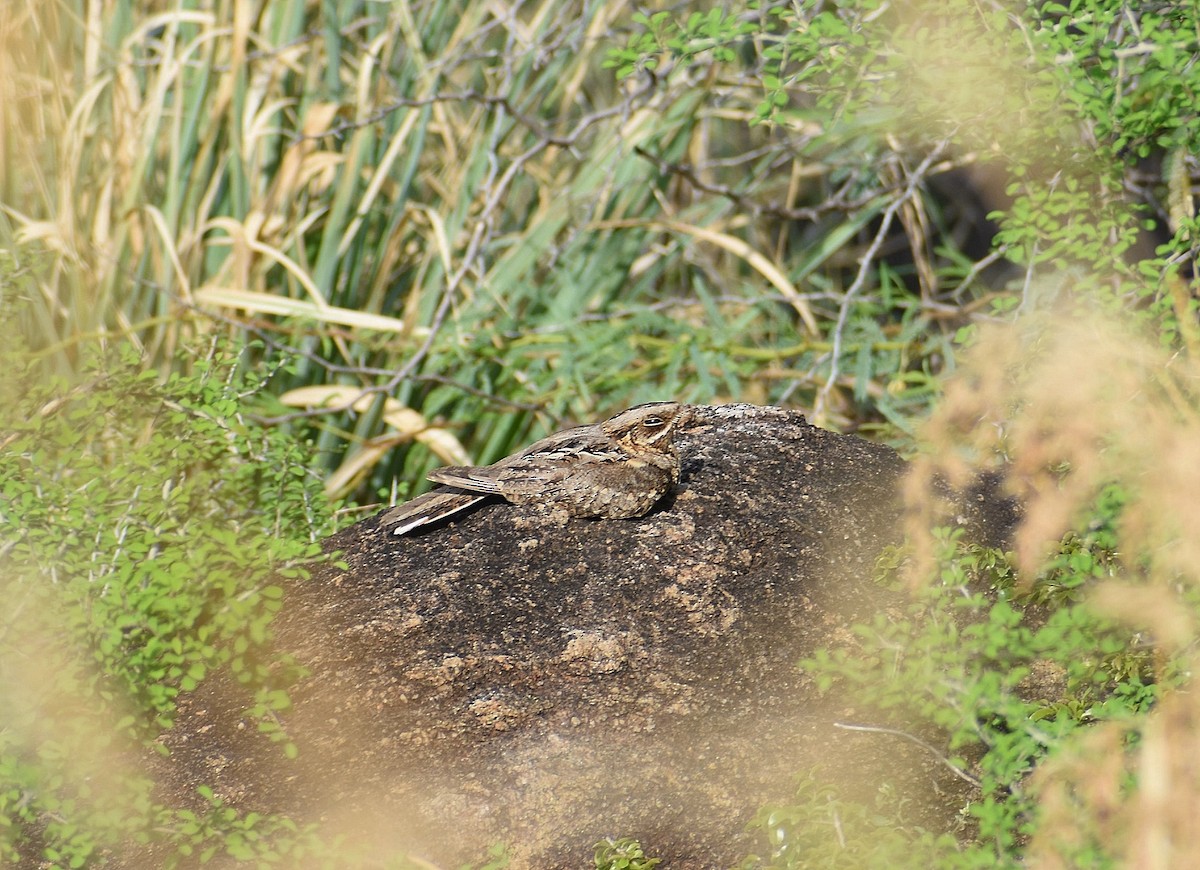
[163,404,1015,867]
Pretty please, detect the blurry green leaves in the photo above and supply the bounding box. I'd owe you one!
[0,337,332,861]
[2,339,329,726]
[799,519,1163,868]
[594,836,662,870]
[163,786,323,867]
[739,777,959,870]
[605,9,757,79]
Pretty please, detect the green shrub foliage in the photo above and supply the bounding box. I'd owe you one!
[0,335,332,865]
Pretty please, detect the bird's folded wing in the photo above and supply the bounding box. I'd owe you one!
[426,465,505,493]
[430,456,586,493]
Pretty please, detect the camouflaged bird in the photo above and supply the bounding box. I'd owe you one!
[381,402,691,536]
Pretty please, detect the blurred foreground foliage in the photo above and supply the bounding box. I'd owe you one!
[0,317,340,863]
[4,0,1200,866]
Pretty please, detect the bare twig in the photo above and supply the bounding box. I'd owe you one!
[814,142,951,422]
[833,720,984,789]
[947,246,1012,303]
[632,145,890,222]
[304,88,644,148]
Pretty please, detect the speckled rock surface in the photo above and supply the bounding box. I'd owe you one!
[161,404,1016,868]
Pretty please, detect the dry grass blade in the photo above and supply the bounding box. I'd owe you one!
[649,218,820,336]
[281,384,470,477]
[195,288,422,334]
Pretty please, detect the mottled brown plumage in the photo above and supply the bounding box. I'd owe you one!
[381,402,690,536]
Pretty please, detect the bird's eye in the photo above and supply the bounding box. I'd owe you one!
[643,416,665,428]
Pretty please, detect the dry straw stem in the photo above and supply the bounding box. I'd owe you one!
[594,215,820,335]
[814,141,952,424]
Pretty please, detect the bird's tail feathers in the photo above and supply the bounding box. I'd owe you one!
[380,489,487,536]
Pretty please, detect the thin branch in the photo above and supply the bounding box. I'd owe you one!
[1017,242,1039,316]
[632,145,889,222]
[833,720,984,789]
[814,142,951,422]
[305,87,646,149]
[947,246,1012,303]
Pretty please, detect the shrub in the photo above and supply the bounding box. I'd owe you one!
[0,327,333,865]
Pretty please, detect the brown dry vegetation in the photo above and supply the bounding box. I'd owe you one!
[914,312,1200,583]
[913,311,1200,868]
